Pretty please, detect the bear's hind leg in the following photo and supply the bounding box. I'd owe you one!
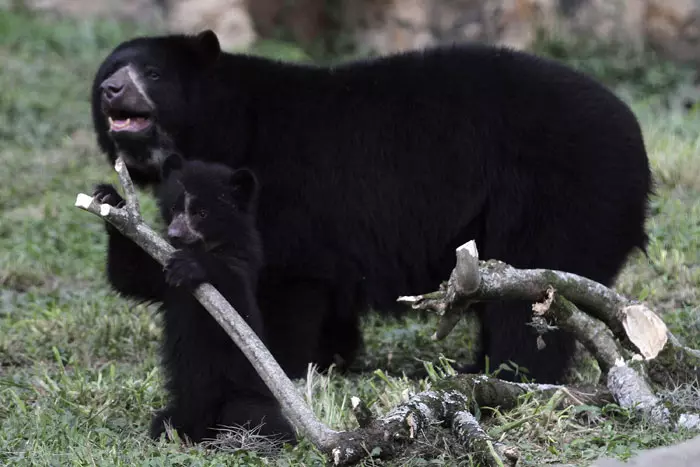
[258,276,334,378]
[475,300,576,383]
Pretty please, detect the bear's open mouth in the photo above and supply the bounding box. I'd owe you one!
[107,110,153,133]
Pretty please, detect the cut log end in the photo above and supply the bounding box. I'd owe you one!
[74,193,93,209]
[457,240,479,258]
[620,304,669,359]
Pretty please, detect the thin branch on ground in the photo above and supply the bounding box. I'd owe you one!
[329,373,614,466]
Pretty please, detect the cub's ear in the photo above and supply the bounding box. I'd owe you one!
[161,153,184,180]
[229,168,259,210]
[195,30,221,66]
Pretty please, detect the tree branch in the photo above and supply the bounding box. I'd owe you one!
[401,241,700,431]
[541,292,671,427]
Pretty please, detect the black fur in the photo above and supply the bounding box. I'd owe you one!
[93,157,295,444]
[91,31,652,384]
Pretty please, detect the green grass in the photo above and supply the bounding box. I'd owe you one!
[0,9,698,466]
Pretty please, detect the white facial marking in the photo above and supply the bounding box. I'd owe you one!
[127,64,155,108]
[184,193,204,241]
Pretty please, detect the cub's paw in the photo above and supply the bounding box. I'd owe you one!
[165,250,207,288]
[92,183,125,208]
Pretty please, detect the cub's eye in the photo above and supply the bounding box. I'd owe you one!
[197,209,208,219]
[145,68,161,81]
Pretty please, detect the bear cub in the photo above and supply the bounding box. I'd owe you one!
[93,154,295,445]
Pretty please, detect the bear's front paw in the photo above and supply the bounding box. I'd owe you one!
[92,184,126,234]
[165,250,207,288]
[92,183,126,208]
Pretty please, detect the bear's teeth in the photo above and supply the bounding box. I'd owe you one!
[110,118,131,130]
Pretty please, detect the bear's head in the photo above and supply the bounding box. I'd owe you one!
[91,30,221,186]
[158,153,260,252]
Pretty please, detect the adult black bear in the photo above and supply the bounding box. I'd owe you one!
[92,154,295,444]
[90,30,652,384]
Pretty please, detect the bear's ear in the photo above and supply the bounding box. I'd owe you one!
[161,153,184,180]
[195,30,221,67]
[229,168,259,210]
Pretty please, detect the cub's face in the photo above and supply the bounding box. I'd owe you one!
[91,30,221,183]
[159,154,259,250]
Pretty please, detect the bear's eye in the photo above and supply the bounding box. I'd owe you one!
[145,67,161,81]
[197,209,208,219]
